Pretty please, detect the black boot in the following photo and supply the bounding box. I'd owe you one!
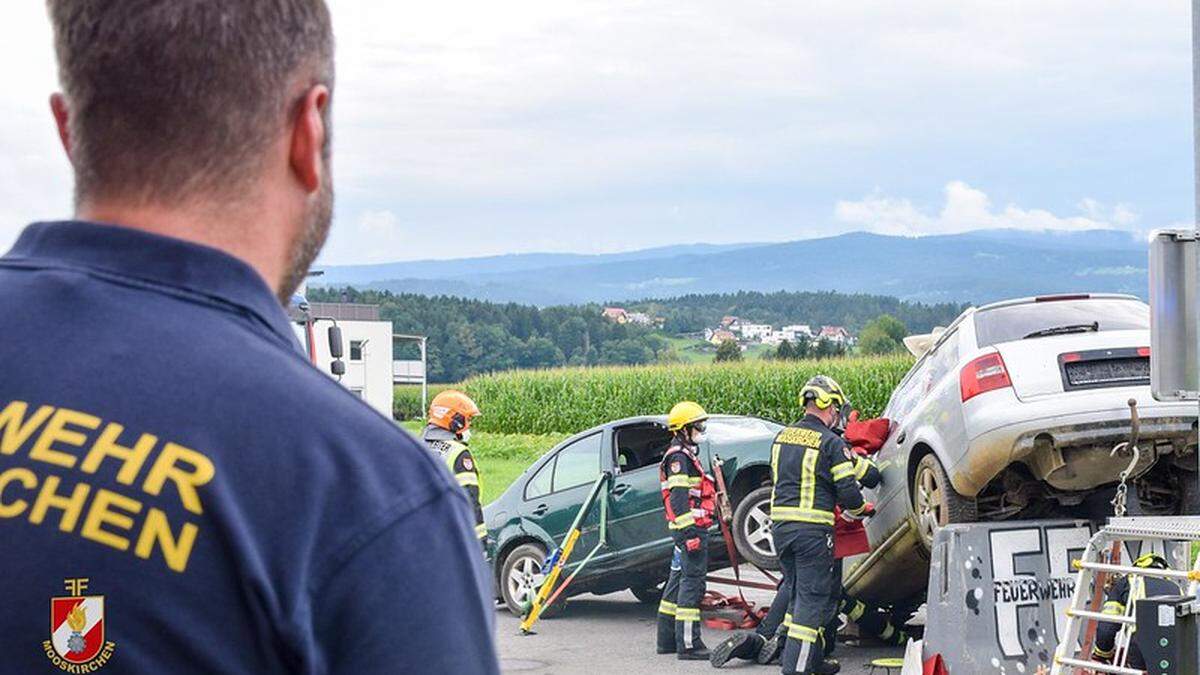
[756,628,785,665]
[677,641,711,661]
[655,614,676,654]
[710,632,763,667]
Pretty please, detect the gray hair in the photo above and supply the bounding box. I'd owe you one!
[47,0,334,205]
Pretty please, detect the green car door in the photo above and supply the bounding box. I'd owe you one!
[521,431,609,562]
[607,420,677,566]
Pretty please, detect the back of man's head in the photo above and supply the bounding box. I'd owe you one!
[805,401,832,425]
[47,0,333,207]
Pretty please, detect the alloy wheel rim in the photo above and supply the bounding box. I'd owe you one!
[915,466,944,544]
[508,555,541,605]
[745,498,776,558]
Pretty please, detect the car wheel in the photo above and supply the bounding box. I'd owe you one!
[630,582,664,604]
[500,542,567,618]
[912,453,976,550]
[732,485,780,570]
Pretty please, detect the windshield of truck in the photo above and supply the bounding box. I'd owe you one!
[973,298,1148,348]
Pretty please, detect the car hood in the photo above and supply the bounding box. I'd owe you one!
[993,329,1147,401]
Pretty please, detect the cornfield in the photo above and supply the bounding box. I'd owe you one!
[393,384,455,421]
[461,355,915,435]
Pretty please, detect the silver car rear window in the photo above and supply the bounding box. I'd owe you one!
[973,299,1148,348]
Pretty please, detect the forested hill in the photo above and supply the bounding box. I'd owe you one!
[308,287,964,383]
[315,229,1147,306]
[627,291,966,334]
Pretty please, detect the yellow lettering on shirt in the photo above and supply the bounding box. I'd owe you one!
[777,427,822,448]
[1,399,214,574]
[28,475,90,532]
[0,401,54,455]
[29,407,100,469]
[142,442,214,515]
[81,488,143,552]
[0,467,37,517]
[135,508,198,573]
[81,423,157,485]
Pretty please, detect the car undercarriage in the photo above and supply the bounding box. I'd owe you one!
[973,438,1198,523]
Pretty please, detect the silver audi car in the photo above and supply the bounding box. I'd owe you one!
[844,293,1199,604]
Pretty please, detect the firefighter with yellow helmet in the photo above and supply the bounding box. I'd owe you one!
[423,390,487,545]
[772,376,871,675]
[1093,552,1179,669]
[655,401,718,660]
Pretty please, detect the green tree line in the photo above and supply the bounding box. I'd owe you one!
[627,290,965,335]
[308,288,963,382]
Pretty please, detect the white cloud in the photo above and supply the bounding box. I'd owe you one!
[834,181,1141,237]
[0,2,1189,261]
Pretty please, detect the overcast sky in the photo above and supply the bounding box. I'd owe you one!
[1,2,1192,264]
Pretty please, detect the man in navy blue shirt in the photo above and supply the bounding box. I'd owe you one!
[0,2,499,673]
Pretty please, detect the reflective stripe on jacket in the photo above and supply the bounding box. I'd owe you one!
[770,415,867,530]
[659,443,715,535]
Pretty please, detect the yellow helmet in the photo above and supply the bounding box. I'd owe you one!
[667,401,709,431]
[1134,552,1168,569]
[801,375,845,410]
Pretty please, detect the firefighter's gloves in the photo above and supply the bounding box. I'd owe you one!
[842,502,876,521]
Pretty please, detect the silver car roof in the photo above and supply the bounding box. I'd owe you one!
[974,293,1142,313]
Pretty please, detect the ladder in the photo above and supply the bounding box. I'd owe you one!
[1051,516,1200,675]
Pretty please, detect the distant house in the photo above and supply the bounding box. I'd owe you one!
[739,324,773,342]
[819,326,852,344]
[782,324,813,339]
[720,315,740,329]
[626,311,654,326]
[709,329,737,346]
[602,307,629,324]
[765,325,813,345]
[763,330,789,346]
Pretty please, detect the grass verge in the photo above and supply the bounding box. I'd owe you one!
[400,420,566,504]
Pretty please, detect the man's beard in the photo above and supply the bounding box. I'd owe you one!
[277,176,333,305]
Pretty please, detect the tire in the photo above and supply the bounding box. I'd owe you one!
[911,452,976,550]
[499,542,567,618]
[630,582,664,605]
[1178,468,1199,515]
[732,485,780,570]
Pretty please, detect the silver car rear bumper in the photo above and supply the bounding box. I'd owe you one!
[954,404,1197,495]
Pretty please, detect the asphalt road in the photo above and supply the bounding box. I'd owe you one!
[494,566,908,674]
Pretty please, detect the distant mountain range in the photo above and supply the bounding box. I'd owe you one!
[313,229,1149,306]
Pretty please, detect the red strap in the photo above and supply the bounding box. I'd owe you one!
[711,458,746,604]
[701,591,768,630]
[698,456,778,630]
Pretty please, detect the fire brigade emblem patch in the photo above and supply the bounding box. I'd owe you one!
[43,578,116,671]
[670,461,682,473]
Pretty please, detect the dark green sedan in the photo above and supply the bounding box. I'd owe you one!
[484,414,783,615]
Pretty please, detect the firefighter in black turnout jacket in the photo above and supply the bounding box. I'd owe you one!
[1093,553,1181,670]
[422,390,487,546]
[713,403,885,670]
[773,376,872,675]
[656,401,718,660]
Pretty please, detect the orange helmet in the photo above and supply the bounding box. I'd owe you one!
[428,390,481,434]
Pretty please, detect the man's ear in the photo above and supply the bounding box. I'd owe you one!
[289,85,330,194]
[50,93,72,161]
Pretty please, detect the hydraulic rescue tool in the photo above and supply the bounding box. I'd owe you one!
[519,471,611,635]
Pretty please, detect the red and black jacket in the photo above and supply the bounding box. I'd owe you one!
[659,442,716,543]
